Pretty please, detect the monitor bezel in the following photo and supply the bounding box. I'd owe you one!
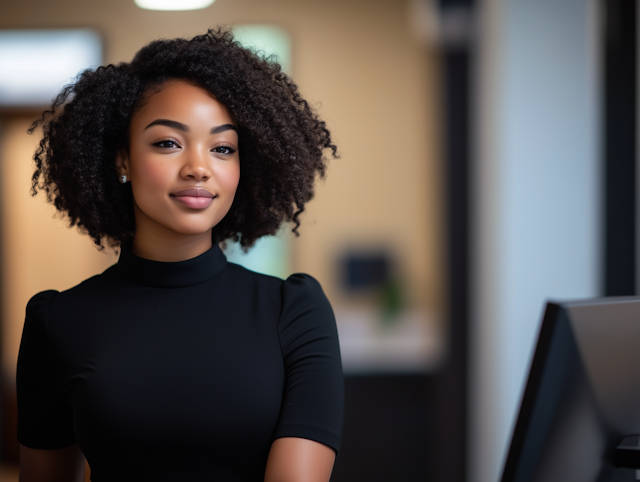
[499,302,562,482]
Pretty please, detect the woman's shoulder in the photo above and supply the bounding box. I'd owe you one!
[225,261,286,286]
[22,290,60,350]
[27,265,118,314]
[281,273,330,306]
[278,273,336,335]
[25,289,59,325]
[224,263,331,314]
[27,289,59,306]
[282,272,324,290]
[225,263,328,300]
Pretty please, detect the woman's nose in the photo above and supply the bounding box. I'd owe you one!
[181,147,212,181]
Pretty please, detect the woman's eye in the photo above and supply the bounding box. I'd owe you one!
[212,146,236,155]
[153,140,180,148]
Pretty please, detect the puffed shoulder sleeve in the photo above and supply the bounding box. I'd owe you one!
[17,290,75,449]
[273,274,344,454]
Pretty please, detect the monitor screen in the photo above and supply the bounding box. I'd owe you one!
[500,298,640,482]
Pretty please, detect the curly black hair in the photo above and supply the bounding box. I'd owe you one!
[29,27,338,250]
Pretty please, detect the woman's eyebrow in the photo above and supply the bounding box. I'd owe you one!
[211,124,238,135]
[145,119,189,132]
[144,120,237,135]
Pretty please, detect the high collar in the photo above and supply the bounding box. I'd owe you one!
[116,243,227,288]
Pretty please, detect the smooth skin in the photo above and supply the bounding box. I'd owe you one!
[20,80,336,482]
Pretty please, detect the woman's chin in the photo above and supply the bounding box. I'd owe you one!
[171,225,216,237]
[166,218,223,237]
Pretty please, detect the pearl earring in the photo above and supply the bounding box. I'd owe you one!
[120,175,128,184]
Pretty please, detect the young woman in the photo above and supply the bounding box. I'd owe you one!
[16,28,343,482]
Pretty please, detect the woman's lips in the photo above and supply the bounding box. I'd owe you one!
[171,188,215,209]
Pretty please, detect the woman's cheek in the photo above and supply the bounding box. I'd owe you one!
[218,161,241,194]
[135,155,173,188]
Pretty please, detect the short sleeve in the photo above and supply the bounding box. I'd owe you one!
[16,290,76,449]
[272,274,344,454]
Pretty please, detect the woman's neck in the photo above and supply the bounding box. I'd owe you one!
[131,229,213,262]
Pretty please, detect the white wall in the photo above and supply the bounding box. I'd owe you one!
[471,1,601,481]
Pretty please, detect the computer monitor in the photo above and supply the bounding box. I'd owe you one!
[500,297,640,482]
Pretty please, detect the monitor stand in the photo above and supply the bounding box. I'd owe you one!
[607,436,640,481]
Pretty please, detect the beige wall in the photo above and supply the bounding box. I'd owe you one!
[0,0,444,371]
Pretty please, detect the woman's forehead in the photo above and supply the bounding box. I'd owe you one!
[132,80,235,129]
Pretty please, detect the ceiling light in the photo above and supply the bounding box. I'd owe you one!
[134,0,215,10]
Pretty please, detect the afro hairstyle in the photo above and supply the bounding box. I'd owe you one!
[29,27,338,250]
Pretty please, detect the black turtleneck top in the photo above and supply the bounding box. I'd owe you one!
[16,244,344,481]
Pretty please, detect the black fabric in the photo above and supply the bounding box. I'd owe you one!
[16,243,344,481]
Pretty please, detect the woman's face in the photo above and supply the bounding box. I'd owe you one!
[118,80,240,241]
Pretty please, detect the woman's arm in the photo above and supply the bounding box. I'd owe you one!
[264,437,335,482]
[19,444,85,482]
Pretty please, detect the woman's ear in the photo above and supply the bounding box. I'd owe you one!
[115,150,130,179]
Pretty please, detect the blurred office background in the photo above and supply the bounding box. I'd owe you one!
[0,0,634,481]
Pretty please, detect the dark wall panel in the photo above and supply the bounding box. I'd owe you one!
[604,0,637,296]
